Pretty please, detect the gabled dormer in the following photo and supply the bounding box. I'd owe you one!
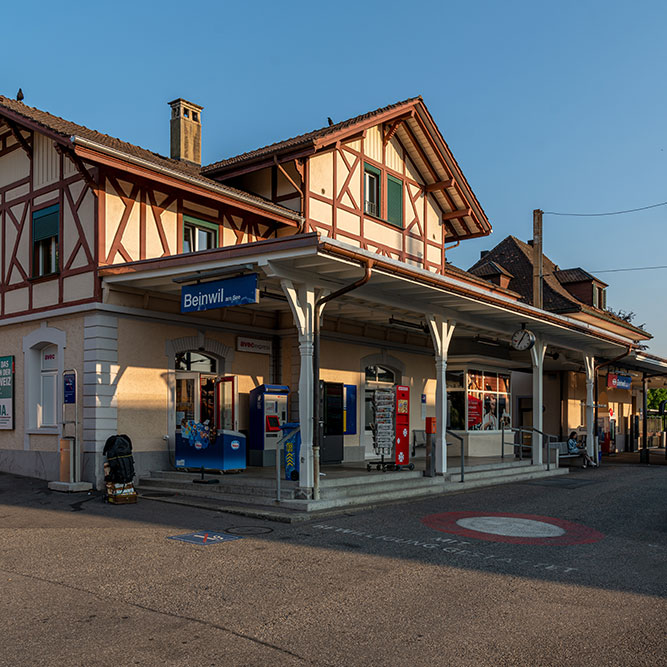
[203,97,492,274]
[554,268,608,310]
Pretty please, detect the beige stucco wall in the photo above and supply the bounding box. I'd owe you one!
[0,315,83,456]
[115,318,272,455]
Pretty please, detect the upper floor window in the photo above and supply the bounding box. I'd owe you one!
[363,164,403,227]
[364,164,381,218]
[183,216,218,253]
[32,205,59,277]
[593,284,607,310]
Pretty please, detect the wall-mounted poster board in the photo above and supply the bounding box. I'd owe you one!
[0,356,14,430]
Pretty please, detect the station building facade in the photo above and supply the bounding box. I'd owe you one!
[0,93,664,495]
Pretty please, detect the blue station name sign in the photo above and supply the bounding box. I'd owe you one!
[181,273,259,313]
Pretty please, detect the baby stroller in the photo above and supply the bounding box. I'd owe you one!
[103,434,137,504]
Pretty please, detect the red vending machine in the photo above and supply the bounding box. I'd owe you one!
[394,385,411,469]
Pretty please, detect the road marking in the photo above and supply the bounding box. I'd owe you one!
[167,531,243,546]
[421,511,605,545]
[456,517,566,538]
[312,524,578,574]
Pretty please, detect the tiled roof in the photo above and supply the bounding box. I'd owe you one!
[0,95,300,218]
[467,235,647,334]
[202,97,421,174]
[468,236,578,312]
[469,260,513,279]
[554,268,607,287]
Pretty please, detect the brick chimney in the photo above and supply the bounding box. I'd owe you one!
[169,98,203,165]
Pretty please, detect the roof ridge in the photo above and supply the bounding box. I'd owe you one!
[0,95,184,168]
[202,96,422,172]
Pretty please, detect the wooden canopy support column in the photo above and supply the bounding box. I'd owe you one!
[5,118,32,157]
[427,314,456,474]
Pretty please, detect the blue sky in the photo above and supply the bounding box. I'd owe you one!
[4,0,666,355]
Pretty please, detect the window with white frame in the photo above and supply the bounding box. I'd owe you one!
[39,345,58,427]
[183,215,218,253]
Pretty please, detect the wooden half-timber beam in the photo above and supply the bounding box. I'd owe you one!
[383,118,403,146]
[424,179,455,193]
[441,208,472,221]
[55,143,98,193]
[5,118,32,157]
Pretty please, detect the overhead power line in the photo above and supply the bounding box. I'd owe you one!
[543,200,667,217]
[591,265,667,274]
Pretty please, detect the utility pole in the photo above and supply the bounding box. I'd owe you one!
[533,209,543,309]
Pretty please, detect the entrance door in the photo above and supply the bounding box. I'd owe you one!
[176,372,199,429]
[215,376,238,432]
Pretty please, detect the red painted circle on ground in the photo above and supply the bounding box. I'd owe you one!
[421,511,605,545]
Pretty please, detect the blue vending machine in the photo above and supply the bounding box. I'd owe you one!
[249,384,289,466]
[175,422,246,472]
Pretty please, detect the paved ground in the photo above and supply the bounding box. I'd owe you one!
[1,464,665,666]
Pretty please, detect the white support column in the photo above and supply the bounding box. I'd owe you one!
[583,354,596,458]
[530,338,547,464]
[281,279,315,492]
[426,314,455,474]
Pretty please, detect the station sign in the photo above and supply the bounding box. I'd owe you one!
[181,274,258,313]
[0,356,14,430]
[607,373,631,390]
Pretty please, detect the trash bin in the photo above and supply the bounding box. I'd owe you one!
[280,423,301,481]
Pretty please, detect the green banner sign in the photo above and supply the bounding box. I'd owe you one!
[0,356,14,430]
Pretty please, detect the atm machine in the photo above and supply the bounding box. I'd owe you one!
[249,384,289,466]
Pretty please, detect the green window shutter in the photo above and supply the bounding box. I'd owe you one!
[364,163,381,178]
[183,215,219,246]
[33,205,59,242]
[387,175,403,227]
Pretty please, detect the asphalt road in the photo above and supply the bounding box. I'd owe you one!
[1,464,665,666]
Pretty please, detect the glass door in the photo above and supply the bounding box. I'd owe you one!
[215,376,237,431]
[176,372,199,431]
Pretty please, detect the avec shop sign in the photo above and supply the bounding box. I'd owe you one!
[181,274,259,313]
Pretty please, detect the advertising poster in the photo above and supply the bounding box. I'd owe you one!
[468,393,482,429]
[0,356,14,430]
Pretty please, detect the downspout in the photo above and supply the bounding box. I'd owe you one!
[312,260,373,500]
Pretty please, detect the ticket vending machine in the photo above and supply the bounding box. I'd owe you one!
[249,384,289,466]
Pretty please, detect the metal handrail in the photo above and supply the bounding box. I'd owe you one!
[446,429,465,483]
[500,424,559,469]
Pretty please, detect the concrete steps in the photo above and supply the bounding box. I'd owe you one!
[137,461,569,520]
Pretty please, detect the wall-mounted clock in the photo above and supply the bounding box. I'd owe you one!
[511,328,536,351]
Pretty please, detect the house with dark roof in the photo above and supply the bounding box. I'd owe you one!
[468,235,655,452]
[1,93,664,506]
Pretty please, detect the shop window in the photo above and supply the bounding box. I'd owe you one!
[183,216,218,253]
[175,351,217,373]
[32,205,59,277]
[447,368,512,431]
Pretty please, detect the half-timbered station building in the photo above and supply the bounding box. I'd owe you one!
[1,93,665,507]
